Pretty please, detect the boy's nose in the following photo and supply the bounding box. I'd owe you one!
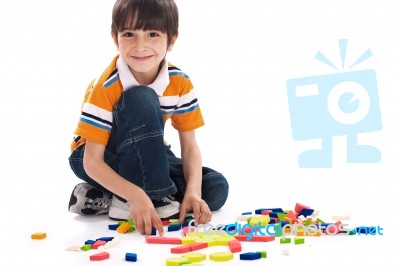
[134,38,148,51]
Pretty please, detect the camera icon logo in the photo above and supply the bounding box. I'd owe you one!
[286,40,382,168]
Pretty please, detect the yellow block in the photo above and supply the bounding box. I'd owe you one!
[249,216,270,226]
[195,238,217,247]
[117,222,131,234]
[165,257,190,266]
[181,236,202,245]
[209,252,234,262]
[31,232,46,240]
[216,236,237,246]
[182,252,207,262]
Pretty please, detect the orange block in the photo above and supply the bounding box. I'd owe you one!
[31,232,46,240]
[117,222,131,234]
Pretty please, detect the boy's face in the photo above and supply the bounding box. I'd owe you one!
[113,28,177,85]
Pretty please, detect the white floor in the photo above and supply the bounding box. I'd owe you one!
[4,181,397,266]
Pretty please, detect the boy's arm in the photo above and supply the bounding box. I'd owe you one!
[83,140,164,236]
[178,131,212,225]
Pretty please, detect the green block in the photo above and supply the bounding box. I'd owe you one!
[128,225,136,232]
[305,219,311,226]
[128,219,135,225]
[80,244,92,251]
[277,213,287,221]
[257,251,267,258]
[280,238,291,244]
[316,218,325,224]
[294,238,304,245]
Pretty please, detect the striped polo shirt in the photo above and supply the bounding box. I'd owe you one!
[70,55,204,152]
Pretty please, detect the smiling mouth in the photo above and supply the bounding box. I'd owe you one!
[132,55,153,61]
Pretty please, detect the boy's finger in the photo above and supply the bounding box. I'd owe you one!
[179,208,188,224]
[135,219,145,235]
[192,203,201,225]
[153,216,164,236]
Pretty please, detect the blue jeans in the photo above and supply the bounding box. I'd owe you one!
[69,86,229,211]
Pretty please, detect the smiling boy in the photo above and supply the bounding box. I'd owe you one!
[68,0,229,236]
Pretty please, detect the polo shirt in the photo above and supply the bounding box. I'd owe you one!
[70,55,204,152]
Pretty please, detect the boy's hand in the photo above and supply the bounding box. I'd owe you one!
[178,191,212,225]
[128,190,164,236]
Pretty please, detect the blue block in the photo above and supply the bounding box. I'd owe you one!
[108,224,119,230]
[298,209,314,217]
[242,211,252,215]
[279,221,289,227]
[240,252,262,260]
[84,240,95,245]
[125,252,137,262]
[151,228,157,235]
[255,208,284,214]
[168,224,182,232]
[96,236,114,242]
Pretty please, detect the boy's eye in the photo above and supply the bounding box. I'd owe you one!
[122,32,134,37]
[148,32,160,38]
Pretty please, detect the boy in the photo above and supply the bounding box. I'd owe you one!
[68,0,229,236]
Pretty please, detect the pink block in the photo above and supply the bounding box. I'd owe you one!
[92,240,107,249]
[145,236,182,244]
[90,252,110,261]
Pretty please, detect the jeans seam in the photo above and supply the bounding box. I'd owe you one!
[117,131,164,153]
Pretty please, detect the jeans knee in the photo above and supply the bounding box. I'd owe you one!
[122,86,158,107]
[203,172,229,211]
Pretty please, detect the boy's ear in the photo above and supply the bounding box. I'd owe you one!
[111,31,119,50]
[167,34,178,52]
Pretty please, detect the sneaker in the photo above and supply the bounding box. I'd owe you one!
[68,183,112,215]
[153,196,180,219]
[109,195,131,221]
[108,195,181,220]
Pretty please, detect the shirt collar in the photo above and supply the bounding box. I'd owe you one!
[116,56,170,96]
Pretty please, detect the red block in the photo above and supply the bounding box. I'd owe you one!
[190,242,208,251]
[171,245,191,254]
[228,240,242,253]
[90,252,110,261]
[261,210,272,215]
[295,203,310,214]
[145,236,182,244]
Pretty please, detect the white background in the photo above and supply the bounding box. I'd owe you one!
[0,0,399,265]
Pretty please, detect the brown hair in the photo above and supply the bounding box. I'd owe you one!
[111,0,179,45]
